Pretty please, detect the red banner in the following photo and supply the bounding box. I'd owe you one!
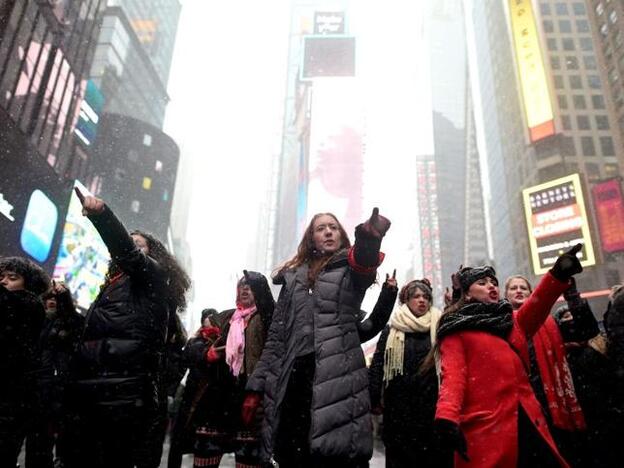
[592,179,624,253]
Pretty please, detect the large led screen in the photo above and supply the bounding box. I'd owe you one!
[523,174,596,275]
[592,178,624,254]
[53,181,109,310]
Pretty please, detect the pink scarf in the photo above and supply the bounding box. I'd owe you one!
[226,305,256,376]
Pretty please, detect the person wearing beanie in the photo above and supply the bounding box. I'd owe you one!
[0,256,49,466]
[431,244,584,467]
[504,276,586,465]
[369,277,444,468]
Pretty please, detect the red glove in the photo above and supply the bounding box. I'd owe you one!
[205,346,221,363]
[241,392,262,426]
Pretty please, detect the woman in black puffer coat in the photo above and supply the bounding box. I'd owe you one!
[244,208,392,468]
[64,190,190,468]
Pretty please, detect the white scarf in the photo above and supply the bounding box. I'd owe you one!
[383,303,441,385]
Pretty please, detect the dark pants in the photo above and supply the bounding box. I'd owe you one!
[0,402,30,467]
[63,403,156,468]
[384,438,438,468]
[274,354,368,468]
[518,408,562,468]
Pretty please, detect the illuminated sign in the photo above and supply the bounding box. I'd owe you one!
[74,79,105,146]
[301,36,356,79]
[508,0,555,142]
[592,178,624,253]
[523,174,596,274]
[0,193,15,222]
[20,190,58,262]
[53,181,110,310]
[314,11,345,34]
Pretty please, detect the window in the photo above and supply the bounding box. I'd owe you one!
[573,3,586,15]
[588,75,602,89]
[566,56,579,69]
[543,20,554,33]
[561,115,572,130]
[558,95,568,109]
[562,38,575,51]
[580,38,594,51]
[569,75,582,89]
[605,163,620,177]
[541,3,552,15]
[577,115,590,129]
[609,10,618,24]
[592,95,606,109]
[554,75,565,89]
[596,115,610,129]
[561,136,576,155]
[551,56,561,70]
[581,136,596,156]
[601,23,609,36]
[596,3,604,16]
[609,67,620,84]
[585,163,601,181]
[547,38,558,51]
[559,20,572,33]
[555,2,568,15]
[601,137,616,156]
[143,133,152,146]
[583,55,597,69]
[576,20,590,33]
[573,95,587,109]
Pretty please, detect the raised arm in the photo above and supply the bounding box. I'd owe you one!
[348,207,391,290]
[517,244,583,337]
[76,188,163,281]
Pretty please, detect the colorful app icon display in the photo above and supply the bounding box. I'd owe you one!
[20,189,58,262]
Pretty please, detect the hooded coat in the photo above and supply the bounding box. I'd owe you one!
[436,272,570,468]
[246,247,386,462]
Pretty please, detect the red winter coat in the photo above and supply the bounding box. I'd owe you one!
[436,272,570,467]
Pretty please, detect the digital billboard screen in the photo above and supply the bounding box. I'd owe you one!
[74,79,104,146]
[53,180,109,310]
[302,36,356,79]
[523,174,596,275]
[592,178,624,254]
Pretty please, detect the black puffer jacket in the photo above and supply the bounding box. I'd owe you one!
[247,245,387,461]
[71,206,169,406]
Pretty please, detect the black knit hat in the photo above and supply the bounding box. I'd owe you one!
[458,266,497,292]
[201,308,218,323]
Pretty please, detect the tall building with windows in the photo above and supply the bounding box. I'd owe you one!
[465,0,624,306]
[0,1,106,272]
[585,0,624,150]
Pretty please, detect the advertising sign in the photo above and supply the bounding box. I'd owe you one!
[53,181,110,311]
[314,11,345,35]
[307,79,364,234]
[508,0,555,142]
[302,36,356,79]
[74,79,105,146]
[523,174,596,274]
[592,178,624,253]
[0,112,69,272]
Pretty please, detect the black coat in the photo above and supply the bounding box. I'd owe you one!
[368,325,438,443]
[247,241,389,462]
[71,206,170,407]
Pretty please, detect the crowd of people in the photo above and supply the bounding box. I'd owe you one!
[2,190,624,468]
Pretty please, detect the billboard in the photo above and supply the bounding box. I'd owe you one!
[74,79,105,146]
[314,11,345,34]
[523,174,596,275]
[53,181,110,310]
[508,0,555,142]
[592,178,624,253]
[0,111,70,272]
[301,36,356,79]
[307,79,364,233]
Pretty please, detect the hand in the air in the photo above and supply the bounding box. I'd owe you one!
[75,187,105,216]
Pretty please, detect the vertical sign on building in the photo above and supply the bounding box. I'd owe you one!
[592,178,624,253]
[508,0,555,142]
[523,174,596,274]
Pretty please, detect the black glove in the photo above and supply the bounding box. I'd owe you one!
[563,277,581,302]
[550,243,583,282]
[434,418,469,462]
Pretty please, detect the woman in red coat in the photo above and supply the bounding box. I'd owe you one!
[433,245,583,467]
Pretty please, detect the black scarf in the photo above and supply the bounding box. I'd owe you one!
[437,300,514,341]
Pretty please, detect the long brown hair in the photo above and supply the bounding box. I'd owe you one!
[274,212,351,287]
